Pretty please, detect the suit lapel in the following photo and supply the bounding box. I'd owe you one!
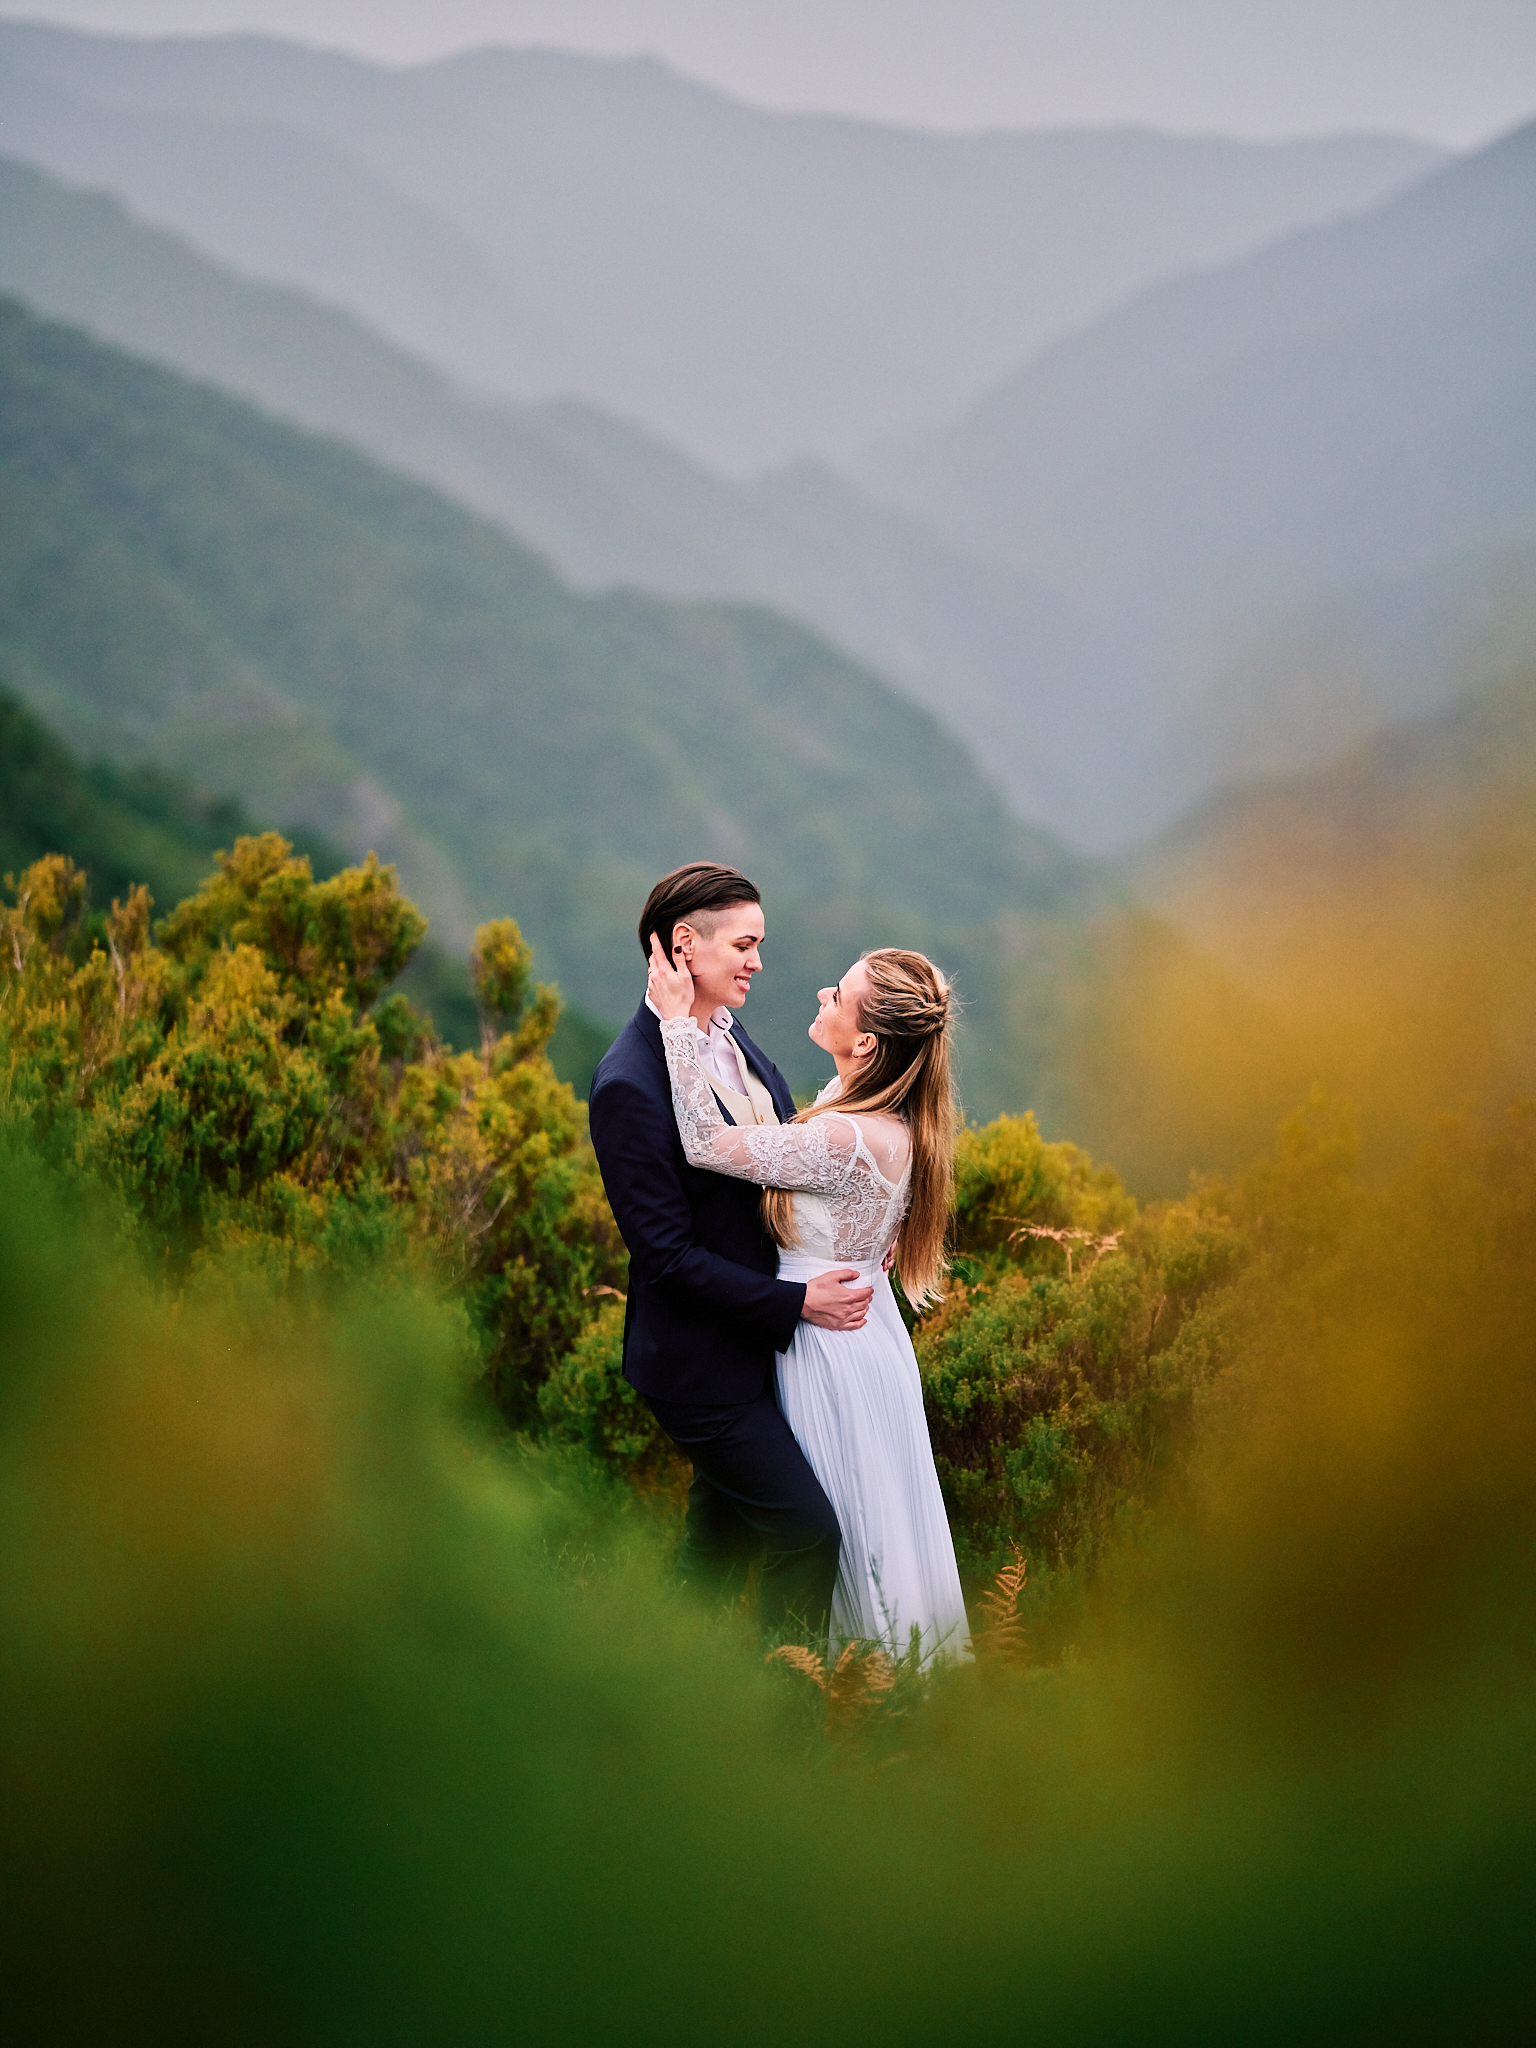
[730,1021,796,1123]
[633,997,665,1062]
[634,1000,792,1127]
[635,998,739,1126]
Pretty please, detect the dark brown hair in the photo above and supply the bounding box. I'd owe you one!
[638,862,761,960]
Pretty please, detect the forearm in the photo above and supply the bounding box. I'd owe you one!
[660,1017,850,1193]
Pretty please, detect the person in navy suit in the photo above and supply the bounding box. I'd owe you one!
[588,863,873,1637]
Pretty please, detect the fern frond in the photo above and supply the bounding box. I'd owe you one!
[769,1640,898,1733]
[767,1643,829,1692]
[825,1644,895,1733]
[975,1546,1029,1667]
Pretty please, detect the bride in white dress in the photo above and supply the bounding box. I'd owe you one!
[648,937,971,1665]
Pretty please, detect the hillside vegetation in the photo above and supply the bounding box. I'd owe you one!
[4,827,1505,1618]
[0,294,1093,1109]
[0,828,1254,1577]
[0,835,625,1421]
[0,154,1095,837]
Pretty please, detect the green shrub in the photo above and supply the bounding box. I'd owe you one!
[916,1102,1348,1586]
[0,837,625,1419]
[537,1300,682,1493]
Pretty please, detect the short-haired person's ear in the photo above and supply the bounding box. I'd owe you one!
[673,920,696,960]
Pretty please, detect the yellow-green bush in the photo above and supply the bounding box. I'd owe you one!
[0,837,1482,1640]
[0,836,625,1418]
[537,1299,680,1485]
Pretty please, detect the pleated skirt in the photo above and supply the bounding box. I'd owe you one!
[776,1256,971,1665]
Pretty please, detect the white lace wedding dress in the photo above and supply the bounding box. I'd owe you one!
[661,1018,971,1664]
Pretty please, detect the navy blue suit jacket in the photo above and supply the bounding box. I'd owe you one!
[588,1001,806,1405]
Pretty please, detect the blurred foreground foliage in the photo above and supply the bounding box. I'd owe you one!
[1,1075,1533,2036]
[0,836,625,1421]
[1060,664,1536,1192]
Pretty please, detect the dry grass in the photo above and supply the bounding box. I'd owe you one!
[1006,1221,1123,1279]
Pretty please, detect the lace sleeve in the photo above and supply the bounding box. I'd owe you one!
[660,1017,858,1194]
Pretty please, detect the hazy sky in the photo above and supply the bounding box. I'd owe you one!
[7,1,1536,147]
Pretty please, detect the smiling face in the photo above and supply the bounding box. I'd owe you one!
[672,900,765,1014]
[808,958,877,1073]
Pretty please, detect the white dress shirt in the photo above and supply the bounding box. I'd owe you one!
[646,995,752,1098]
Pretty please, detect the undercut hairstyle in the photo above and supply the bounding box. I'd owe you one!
[638,862,762,962]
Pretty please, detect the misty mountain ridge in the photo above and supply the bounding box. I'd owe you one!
[0,17,1444,470]
[868,114,1536,837]
[871,112,1536,579]
[0,151,1120,839]
[3,20,1528,863]
[14,140,1511,853]
[0,291,1099,1112]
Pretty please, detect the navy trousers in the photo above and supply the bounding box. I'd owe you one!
[646,1387,842,1639]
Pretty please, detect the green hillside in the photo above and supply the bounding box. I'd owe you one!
[1,679,261,911]
[0,153,1104,843]
[0,295,1095,1107]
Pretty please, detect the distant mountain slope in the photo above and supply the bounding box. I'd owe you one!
[877,117,1536,604]
[1122,659,1536,1145]
[0,295,1096,1109]
[0,682,611,1087]
[0,680,269,912]
[871,121,1536,836]
[1133,660,1536,970]
[0,154,1110,835]
[1013,650,1536,1190]
[0,20,1443,468]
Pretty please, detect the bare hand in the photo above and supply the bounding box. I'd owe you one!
[881,1244,895,1275]
[801,1267,874,1331]
[647,930,695,1020]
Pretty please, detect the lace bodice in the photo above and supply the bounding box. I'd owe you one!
[660,1017,911,1265]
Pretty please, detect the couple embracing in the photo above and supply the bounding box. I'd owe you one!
[589,862,970,1663]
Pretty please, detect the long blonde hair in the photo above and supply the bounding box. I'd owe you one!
[762,948,958,1309]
